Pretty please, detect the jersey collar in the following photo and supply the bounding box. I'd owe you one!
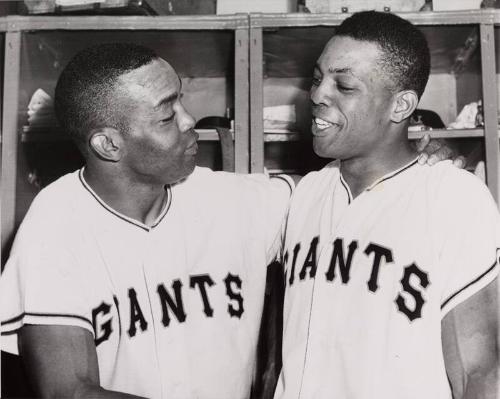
[339,157,419,203]
[78,168,172,232]
[365,157,419,192]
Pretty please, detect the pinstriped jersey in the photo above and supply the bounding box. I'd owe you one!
[1,166,293,399]
[274,159,499,399]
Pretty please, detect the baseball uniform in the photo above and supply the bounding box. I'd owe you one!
[1,166,293,399]
[274,158,500,399]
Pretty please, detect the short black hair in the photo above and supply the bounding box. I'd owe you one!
[335,11,430,99]
[54,43,158,152]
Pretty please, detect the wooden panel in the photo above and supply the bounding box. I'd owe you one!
[1,31,20,257]
[0,15,247,31]
[250,27,264,173]
[480,23,500,204]
[234,27,249,173]
[250,10,497,27]
[145,0,216,15]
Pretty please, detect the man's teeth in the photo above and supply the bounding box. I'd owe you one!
[314,117,334,129]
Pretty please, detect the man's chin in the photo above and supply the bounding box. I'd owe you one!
[167,162,196,185]
[313,141,337,159]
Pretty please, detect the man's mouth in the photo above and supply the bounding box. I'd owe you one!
[313,117,335,130]
[185,142,198,156]
[312,117,340,137]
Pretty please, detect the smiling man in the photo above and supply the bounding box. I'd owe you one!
[275,11,499,399]
[0,43,294,399]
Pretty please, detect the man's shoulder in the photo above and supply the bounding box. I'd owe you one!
[424,161,492,199]
[30,169,81,209]
[296,161,340,191]
[20,170,81,227]
[10,170,82,253]
[421,161,498,220]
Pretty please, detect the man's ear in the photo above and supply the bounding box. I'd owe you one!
[89,128,122,162]
[391,90,419,123]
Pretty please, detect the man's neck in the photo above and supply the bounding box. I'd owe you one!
[340,140,417,199]
[83,164,168,226]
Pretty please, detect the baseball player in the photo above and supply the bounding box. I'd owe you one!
[274,11,499,399]
[0,43,294,399]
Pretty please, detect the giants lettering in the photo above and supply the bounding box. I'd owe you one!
[190,275,215,317]
[157,279,187,327]
[224,273,244,318]
[128,288,148,337]
[286,237,430,322]
[325,238,357,283]
[283,243,301,286]
[92,272,244,346]
[92,301,113,346]
[299,237,319,280]
[364,243,394,293]
[395,264,430,321]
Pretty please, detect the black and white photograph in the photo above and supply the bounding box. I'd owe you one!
[0,0,498,398]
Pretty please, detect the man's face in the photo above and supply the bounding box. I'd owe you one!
[117,58,198,185]
[310,36,395,160]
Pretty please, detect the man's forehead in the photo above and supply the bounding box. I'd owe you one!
[155,58,179,83]
[316,37,382,76]
[322,37,381,61]
[118,58,180,102]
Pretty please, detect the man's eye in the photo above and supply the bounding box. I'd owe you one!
[338,84,354,93]
[160,114,175,124]
[312,76,321,86]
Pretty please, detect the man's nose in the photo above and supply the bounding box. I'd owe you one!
[310,81,332,107]
[177,104,196,133]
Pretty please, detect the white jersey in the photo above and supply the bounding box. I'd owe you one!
[274,159,500,399]
[1,166,293,399]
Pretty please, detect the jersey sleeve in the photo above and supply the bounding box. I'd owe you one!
[437,170,500,317]
[267,175,295,263]
[1,223,94,354]
[241,173,294,264]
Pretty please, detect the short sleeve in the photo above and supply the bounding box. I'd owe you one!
[437,171,500,316]
[241,173,294,264]
[1,227,94,354]
[266,175,294,262]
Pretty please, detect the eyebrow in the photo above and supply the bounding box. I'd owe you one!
[329,67,353,74]
[314,63,354,75]
[154,92,179,110]
[154,76,183,110]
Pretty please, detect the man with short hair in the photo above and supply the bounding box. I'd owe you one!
[275,11,499,399]
[0,43,294,398]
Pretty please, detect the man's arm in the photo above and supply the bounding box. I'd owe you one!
[19,325,145,399]
[442,278,498,399]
